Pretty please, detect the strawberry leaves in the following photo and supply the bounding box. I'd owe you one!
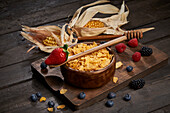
[61,44,69,60]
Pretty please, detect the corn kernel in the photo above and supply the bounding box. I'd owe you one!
[84,20,105,28]
[43,36,59,46]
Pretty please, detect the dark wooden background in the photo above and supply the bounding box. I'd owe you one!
[0,0,170,113]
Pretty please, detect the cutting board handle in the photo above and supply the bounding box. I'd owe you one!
[40,68,64,91]
[44,76,64,91]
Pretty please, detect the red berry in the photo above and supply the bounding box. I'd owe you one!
[115,43,126,53]
[45,48,67,65]
[132,52,141,62]
[128,38,138,47]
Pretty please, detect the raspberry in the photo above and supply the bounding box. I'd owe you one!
[140,46,153,56]
[128,38,138,47]
[115,43,126,53]
[132,52,141,62]
[129,79,145,90]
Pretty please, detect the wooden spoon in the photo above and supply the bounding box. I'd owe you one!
[49,35,127,67]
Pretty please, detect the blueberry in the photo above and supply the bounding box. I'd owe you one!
[30,94,38,102]
[123,94,131,101]
[48,101,55,108]
[105,100,114,107]
[107,92,116,99]
[78,92,86,99]
[36,92,42,98]
[126,66,133,72]
[40,62,47,69]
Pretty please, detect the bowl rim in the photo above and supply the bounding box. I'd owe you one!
[62,42,116,74]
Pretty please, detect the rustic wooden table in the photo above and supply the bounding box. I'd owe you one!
[0,0,170,113]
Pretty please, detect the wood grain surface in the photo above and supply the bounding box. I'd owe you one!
[0,0,170,112]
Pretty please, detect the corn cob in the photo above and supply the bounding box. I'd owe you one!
[43,36,59,46]
[84,20,105,28]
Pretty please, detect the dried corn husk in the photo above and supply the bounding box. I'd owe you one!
[21,25,78,53]
[68,0,129,37]
[21,0,128,53]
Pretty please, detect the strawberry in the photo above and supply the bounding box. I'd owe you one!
[45,44,69,65]
[132,52,141,62]
[128,38,138,47]
[115,43,126,53]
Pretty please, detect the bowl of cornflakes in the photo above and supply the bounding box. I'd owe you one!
[60,42,116,88]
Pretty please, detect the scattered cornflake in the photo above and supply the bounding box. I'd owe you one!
[47,107,54,112]
[57,105,65,109]
[60,88,67,94]
[39,97,46,102]
[113,77,118,83]
[116,61,123,69]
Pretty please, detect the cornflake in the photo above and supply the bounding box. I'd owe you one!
[40,97,46,102]
[113,77,118,83]
[67,42,113,71]
[116,61,123,69]
[60,88,67,94]
[47,107,54,112]
[57,105,65,109]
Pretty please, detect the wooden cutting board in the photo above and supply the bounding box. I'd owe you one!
[31,44,168,110]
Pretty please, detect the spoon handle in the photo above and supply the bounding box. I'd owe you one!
[68,36,127,61]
